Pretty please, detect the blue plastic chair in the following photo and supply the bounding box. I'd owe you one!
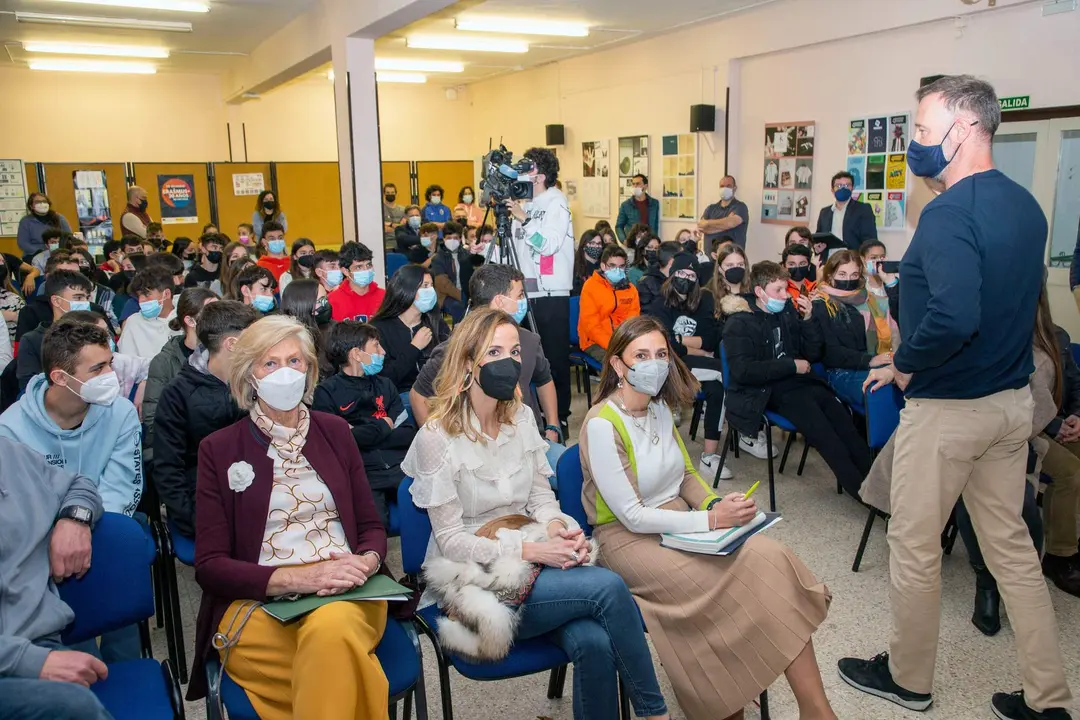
[1071,342,1080,368]
[851,384,905,572]
[714,343,810,511]
[58,513,185,720]
[159,519,191,684]
[386,252,408,279]
[205,616,427,720]
[397,477,570,720]
[568,295,602,406]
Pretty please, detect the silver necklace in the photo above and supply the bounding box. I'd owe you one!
[616,396,660,445]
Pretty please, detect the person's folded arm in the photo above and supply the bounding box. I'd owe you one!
[585,418,709,534]
[725,316,796,385]
[333,418,387,562]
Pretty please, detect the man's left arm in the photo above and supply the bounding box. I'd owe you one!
[524,199,572,256]
[100,403,144,516]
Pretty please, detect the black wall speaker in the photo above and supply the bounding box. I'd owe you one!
[920,74,946,87]
[690,104,716,133]
[545,124,565,146]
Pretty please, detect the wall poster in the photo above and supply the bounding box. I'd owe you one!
[0,160,28,237]
[73,170,113,246]
[232,172,265,197]
[762,122,815,224]
[847,113,908,230]
[580,140,610,218]
[158,174,198,225]
[617,135,650,204]
[660,134,697,220]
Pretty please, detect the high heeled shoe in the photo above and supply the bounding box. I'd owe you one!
[972,564,1001,636]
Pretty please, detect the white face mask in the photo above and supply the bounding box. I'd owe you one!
[444,238,461,252]
[65,371,120,406]
[254,366,307,411]
[462,194,474,204]
[33,202,50,215]
[622,358,669,397]
[720,187,735,201]
[632,187,644,198]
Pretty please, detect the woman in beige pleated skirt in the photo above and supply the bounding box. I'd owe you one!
[580,316,835,720]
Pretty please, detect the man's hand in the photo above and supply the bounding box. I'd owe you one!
[382,416,395,428]
[894,369,912,391]
[793,359,811,375]
[796,295,812,319]
[49,518,92,583]
[40,650,107,687]
[862,366,895,393]
[22,274,37,295]
[503,199,527,222]
[544,428,560,443]
[1059,415,1080,443]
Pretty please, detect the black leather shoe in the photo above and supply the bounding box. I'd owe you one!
[992,690,1071,719]
[972,564,1001,636]
[1042,553,1080,598]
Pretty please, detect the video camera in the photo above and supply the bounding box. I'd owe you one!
[481,145,535,203]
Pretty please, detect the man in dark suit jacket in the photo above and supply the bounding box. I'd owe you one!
[815,171,878,251]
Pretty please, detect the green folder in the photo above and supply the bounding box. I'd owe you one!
[262,574,413,622]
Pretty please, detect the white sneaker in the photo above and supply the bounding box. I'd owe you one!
[739,431,779,460]
[700,453,733,480]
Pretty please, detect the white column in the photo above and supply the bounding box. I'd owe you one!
[332,36,385,282]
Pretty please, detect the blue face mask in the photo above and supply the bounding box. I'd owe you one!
[361,352,385,376]
[865,260,877,275]
[408,216,421,229]
[420,236,434,249]
[352,269,374,287]
[512,297,528,324]
[604,267,626,285]
[907,122,967,179]
[325,269,344,288]
[66,299,91,313]
[763,295,787,314]
[834,187,852,203]
[139,298,162,319]
[108,337,117,352]
[252,294,275,312]
[415,286,438,313]
[267,239,286,255]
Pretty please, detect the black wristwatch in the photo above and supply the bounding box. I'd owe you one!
[58,505,92,525]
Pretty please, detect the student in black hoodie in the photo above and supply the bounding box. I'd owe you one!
[152,300,256,537]
[311,321,417,530]
[635,240,682,309]
[645,252,730,481]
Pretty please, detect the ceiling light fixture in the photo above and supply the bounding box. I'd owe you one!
[29,58,157,74]
[48,0,209,12]
[24,41,169,58]
[15,12,193,32]
[454,17,589,37]
[374,58,464,73]
[376,71,427,84]
[406,35,528,53]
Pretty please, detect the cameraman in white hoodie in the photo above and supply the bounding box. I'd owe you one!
[504,147,575,435]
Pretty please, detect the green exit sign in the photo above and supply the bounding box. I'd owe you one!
[1000,95,1030,111]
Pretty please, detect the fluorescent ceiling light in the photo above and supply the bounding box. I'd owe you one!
[406,35,528,53]
[376,72,426,84]
[29,58,157,74]
[15,12,192,32]
[327,69,335,82]
[24,41,169,58]
[375,58,464,73]
[455,17,589,37]
[48,0,209,12]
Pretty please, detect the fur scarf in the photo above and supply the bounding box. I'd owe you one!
[422,515,598,662]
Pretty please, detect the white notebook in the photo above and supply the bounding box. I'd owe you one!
[660,512,781,556]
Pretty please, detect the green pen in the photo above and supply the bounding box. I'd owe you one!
[742,480,761,500]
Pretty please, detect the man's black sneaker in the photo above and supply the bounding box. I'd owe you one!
[991,690,1071,720]
[837,652,933,711]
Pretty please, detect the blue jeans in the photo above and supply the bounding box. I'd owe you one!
[826,368,868,414]
[516,566,667,720]
[0,673,112,720]
[545,441,568,490]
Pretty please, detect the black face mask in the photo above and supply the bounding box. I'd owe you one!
[173,283,185,298]
[137,199,148,212]
[297,254,317,269]
[671,277,694,296]
[789,266,809,282]
[123,270,136,281]
[644,249,658,265]
[682,240,698,254]
[477,357,521,401]
[263,202,276,212]
[313,298,332,325]
[806,264,818,282]
[206,250,222,264]
[832,278,861,292]
[584,246,602,262]
[385,193,396,203]
[723,266,746,285]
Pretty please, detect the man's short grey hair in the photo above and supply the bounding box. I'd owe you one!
[915,74,1001,138]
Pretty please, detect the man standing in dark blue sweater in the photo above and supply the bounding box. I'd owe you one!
[839,76,1071,720]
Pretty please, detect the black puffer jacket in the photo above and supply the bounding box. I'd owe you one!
[810,299,874,370]
[635,265,666,309]
[143,335,193,467]
[722,294,824,436]
[152,360,244,536]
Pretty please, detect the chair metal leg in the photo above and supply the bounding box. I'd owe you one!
[547,665,566,699]
[618,675,631,719]
[759,689,770,720]
[765,421,777,512]
[390,703,398,720]
[778,431,796,474]
[164,550,188,684]
[714,427,733,488]
[689,399,703,441]
[797,441,810,477]
[852,507,878,572]
[407,623,429,720]
[584,369,593,407]
[731,427,740,458]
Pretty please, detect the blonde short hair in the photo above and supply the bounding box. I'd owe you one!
[228,315,318,411]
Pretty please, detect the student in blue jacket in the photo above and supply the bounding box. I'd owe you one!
[421,184,451,229]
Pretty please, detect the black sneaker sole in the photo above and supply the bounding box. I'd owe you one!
[838,667,933,711]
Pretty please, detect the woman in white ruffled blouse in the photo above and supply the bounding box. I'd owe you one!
[403,307,671,720]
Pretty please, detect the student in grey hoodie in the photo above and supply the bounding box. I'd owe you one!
[0,436,112,720]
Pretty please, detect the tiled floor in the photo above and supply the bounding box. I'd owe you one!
[165,388,1080,719]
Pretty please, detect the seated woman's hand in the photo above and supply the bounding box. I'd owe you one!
[523,537,586,570]
[709,493,758,529]
[555,527,590,566]
[289,556,372,597]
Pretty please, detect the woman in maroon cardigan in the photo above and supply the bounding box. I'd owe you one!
[187,314,391,720]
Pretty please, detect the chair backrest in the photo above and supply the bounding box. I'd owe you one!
[864,384,905,450]
[719,342,730,381]
[568,295,580,346]
[1072,343,1080,369]
[397,477,432,577]
[386,252,408,279]
[58,513,157,644]
[555,444,592,535]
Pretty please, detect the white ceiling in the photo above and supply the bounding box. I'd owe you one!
[0,0,316,74]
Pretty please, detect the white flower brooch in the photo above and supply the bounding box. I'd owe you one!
[228,461,255,493]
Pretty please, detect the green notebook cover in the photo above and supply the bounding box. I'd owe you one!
[262,574,413,622]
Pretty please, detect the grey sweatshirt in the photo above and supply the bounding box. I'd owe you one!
[0,437,103,679]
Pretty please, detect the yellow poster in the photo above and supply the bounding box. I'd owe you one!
[886,154,907,190]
